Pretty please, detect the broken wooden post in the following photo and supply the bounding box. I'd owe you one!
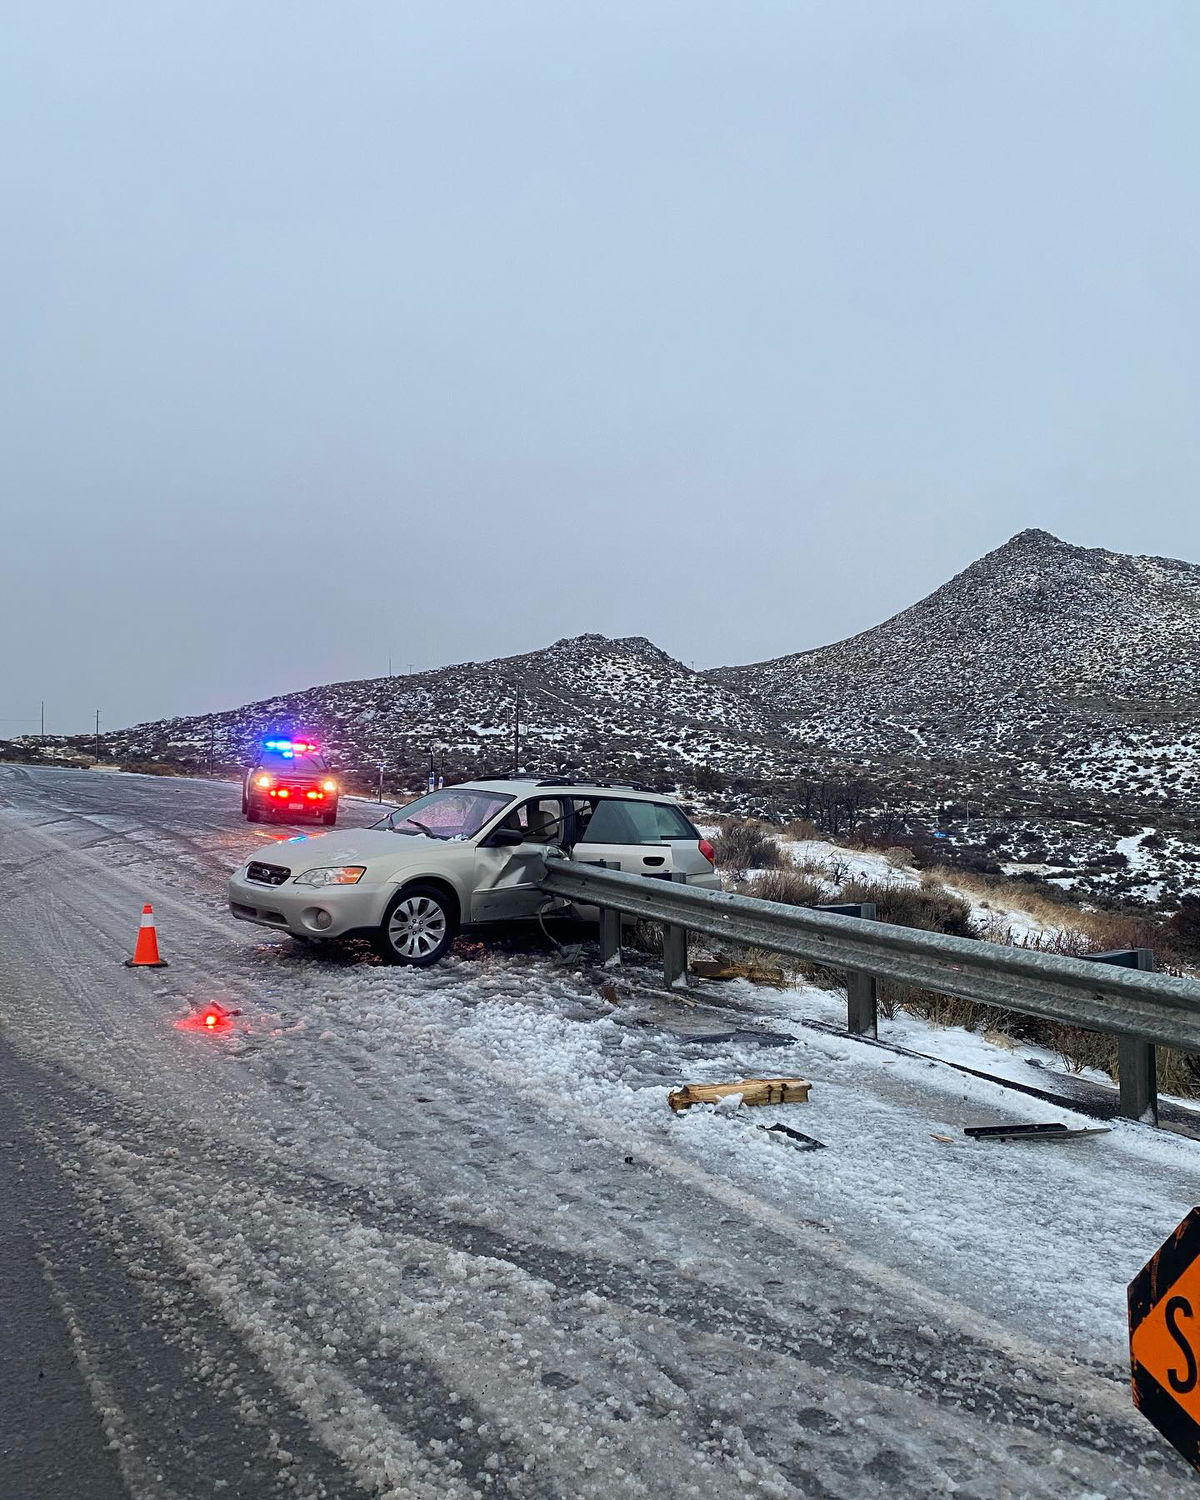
[668,1077,812,1112]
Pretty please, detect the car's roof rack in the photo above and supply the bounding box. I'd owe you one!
[535,777,675,794]
[470,771,678,795]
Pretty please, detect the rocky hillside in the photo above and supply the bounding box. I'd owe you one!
[714,529,1200,714]
[49,529,1200,908]
[711,529,1200,801]
[699,529,1200,905]
[91,633,799,788]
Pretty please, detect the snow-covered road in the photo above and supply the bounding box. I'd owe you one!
[1,764,1197,1498]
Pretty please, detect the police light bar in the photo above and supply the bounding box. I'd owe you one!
[263,737,319,756]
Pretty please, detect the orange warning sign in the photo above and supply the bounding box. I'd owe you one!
[1129,1208,1200,1471]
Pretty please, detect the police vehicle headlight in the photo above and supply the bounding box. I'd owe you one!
[293,866,366,887]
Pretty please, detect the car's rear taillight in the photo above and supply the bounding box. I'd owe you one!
[322,780,337,793]
[699,838,716,865]
[256,774,274,788]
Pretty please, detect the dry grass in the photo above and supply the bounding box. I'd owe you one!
[701,831,1200,1098]
[839,878,975,938]
[744,870,829,907]
[710,817,785,878]
[783,818,820,840]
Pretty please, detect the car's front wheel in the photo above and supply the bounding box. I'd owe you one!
[373,884,458,966]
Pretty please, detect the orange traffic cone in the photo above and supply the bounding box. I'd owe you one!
[124,904,169,968]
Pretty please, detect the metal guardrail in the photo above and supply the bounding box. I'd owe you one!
[539,856,1200,1125]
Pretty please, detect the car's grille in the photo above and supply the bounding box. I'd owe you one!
[246,861,291,886]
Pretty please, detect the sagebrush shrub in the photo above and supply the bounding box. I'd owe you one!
[839,879,974,937]
[746,870,827,907]
[710,818,784,875]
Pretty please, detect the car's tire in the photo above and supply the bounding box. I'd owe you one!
[246,800,262,823]
[373,884,458,966]
[322,807,337,826]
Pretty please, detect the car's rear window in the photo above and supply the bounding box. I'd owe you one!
[575,798,696,845]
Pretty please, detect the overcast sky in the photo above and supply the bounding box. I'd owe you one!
[3,2,1199,734]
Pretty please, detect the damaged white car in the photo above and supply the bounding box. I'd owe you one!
[228,777,719,964]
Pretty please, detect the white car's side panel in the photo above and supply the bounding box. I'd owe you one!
[571,840,673,877]
[469,843,553,922]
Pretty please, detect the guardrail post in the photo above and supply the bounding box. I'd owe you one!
[1092,949,1158,1126]
[819,902,879,1038]
[598,861,622,966]
[600,906,621,966]
[662,872,689,989]
[577,859,622,964]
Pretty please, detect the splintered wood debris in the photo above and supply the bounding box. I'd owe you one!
[668,1077,812,1112]
[690,957,787,987]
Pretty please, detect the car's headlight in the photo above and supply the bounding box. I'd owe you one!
[293,866,366,887]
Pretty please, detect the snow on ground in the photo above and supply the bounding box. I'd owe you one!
[779,836,1074,946]
[785,839,921,890]
[4,765,1199,1496]
[1114,826,1166,902]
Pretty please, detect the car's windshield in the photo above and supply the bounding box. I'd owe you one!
[256,751,328,774]
[376,788,512,840]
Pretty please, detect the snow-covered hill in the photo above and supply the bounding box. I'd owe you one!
[92,633,797,787]
[710,529,1200,786]
[51,530,1200,907]
[715,528,1200,713]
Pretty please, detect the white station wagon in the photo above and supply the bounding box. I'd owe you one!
[228,777,719,964]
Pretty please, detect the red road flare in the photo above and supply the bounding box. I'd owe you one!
[174,1002,236,1034]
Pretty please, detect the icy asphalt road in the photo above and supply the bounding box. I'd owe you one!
[1,765,1199,1499]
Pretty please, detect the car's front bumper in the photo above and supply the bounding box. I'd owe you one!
[228,868,384,939]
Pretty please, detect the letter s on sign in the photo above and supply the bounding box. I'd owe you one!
[1166,1296,1199,1395]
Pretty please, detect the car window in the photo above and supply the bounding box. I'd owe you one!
[573,798,695,845]
[378,788,512,840]
[495,798,566,842]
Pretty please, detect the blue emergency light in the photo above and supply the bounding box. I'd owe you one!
[263,737,319,758]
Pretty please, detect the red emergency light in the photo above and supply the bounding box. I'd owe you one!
[263,737,320,757]
[173,1001,240,1034]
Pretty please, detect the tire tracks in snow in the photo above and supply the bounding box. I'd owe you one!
[17,1037,1171,1487]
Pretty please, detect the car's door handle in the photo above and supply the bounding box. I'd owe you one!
[642,856,666,867]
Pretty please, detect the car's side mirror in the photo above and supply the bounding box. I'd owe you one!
[486,827,525,847]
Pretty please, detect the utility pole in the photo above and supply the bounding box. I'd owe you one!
[428,745,436,792]
[40,701,45,742]
[207,721,216,775]
[377,762,385,801]
[95,709,101,762]
[513,681,521,774]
